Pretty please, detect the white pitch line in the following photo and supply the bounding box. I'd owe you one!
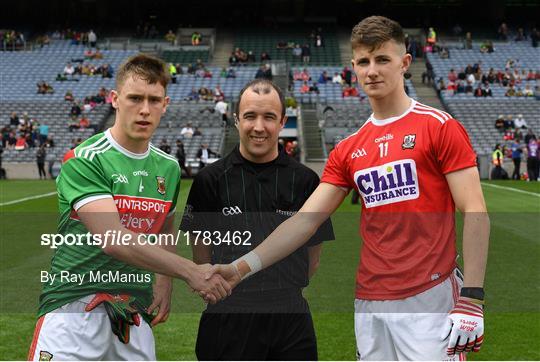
[481,182,540,198]
[0,191,57,206]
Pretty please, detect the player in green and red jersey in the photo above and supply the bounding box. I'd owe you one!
[28,54,230,361]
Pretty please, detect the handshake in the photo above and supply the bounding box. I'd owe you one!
[186,263,242,304]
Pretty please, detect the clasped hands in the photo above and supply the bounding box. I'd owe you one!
[187,263,242,304]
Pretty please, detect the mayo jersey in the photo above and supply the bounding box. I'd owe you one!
[38,129,181,317]
[321,100,476,300]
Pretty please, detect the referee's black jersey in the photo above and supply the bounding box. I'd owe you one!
[180,144,334,294]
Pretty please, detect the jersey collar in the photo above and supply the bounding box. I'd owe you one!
[105,129,150,159]
[231,144,289,166]
[368,98,416,126]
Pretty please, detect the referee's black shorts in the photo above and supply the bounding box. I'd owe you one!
[195,291,317,361]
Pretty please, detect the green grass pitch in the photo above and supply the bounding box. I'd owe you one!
[0,179,539,360]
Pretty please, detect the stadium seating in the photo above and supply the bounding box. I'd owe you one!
[426,42,540,155]
[1,101,109,163]
[233,27,341,66]
[161,50,210,65]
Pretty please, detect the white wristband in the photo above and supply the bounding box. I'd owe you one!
[232,251,262,280]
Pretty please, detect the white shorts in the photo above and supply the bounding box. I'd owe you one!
[354,269,465,361]
[28,294,155,361]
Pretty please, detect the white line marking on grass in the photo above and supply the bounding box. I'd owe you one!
[0,191,57,206]
[481,183,540,198]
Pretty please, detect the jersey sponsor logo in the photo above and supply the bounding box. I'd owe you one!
[402,134,416,149]
[133,170,148,176]
[222,206,242,216]
[353,159,420,208]
[351,148,367,159]
[114,195,172,233]
[112,173,129,184]
[115,196,169,213]
[156,176,166,195]
[276,209,296,216]
[374,133,394,143]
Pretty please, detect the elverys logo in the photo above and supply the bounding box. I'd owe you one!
[353,159,420,208]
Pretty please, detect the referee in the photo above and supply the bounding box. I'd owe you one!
[180,79,334,360]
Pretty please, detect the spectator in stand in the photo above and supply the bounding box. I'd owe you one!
[309,82,320,94]
[332,72,343,84]
[15,134,28,150]
[474,85,483,97]
[187,63,196,74]
[315,35,323,47]
[226,67,236,78]
[510,140,523,180]
[193,127,202,137]
[498,22,508,41]
[6,131,17,149]
[181,123,195,138]
[531,28,539,47]
[159,138,171,154]
[229,52,238,66]
[64,62,75,77]
[260,51,271,62]
[515,28,525,42]
[514,114,528,129]
[70,102,82,118]
[456,80,465,93]
[464,32,473,50]
[175,139,192,177]
[292,44,302,58]
[213,85,225,102]
[480,40,494,53]
[524,129,536,145]
[527,136,539,181]
[301,44,311,63]
[300,81,310,93]
[88,30,97,47]
[214,99,229,126]
[38,123,49,144]
[37,81,54,94]
[9,112,19,127]
[318,71,331,84]
[246,51,255,63]
[36,144,47,179]
[165,30,176,45]
[198,87,213,101]
[447,69,457,83]
[427,27,437,46]
[185,87,200,101]
[524,85,534,97]
[422,61,434,84]
[504,115,515,130]
[219,68,227,78]
[196,143,219,170]
[483,83,493,97]
[436,77,446,95]
[342,66,352,86]
[192,31,202,46]
[64,90,74,102]
[505,85,516,97]
[342,85,359,97]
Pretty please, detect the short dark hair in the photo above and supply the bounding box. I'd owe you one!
[116,53,170,91]
[235,79,286,119]
[351,16,405,52]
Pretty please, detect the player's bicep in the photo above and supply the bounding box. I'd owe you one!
[77,198,123,235]
[445,167,487,213]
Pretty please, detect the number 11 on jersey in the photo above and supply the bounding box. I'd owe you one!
[379,142,389,158]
